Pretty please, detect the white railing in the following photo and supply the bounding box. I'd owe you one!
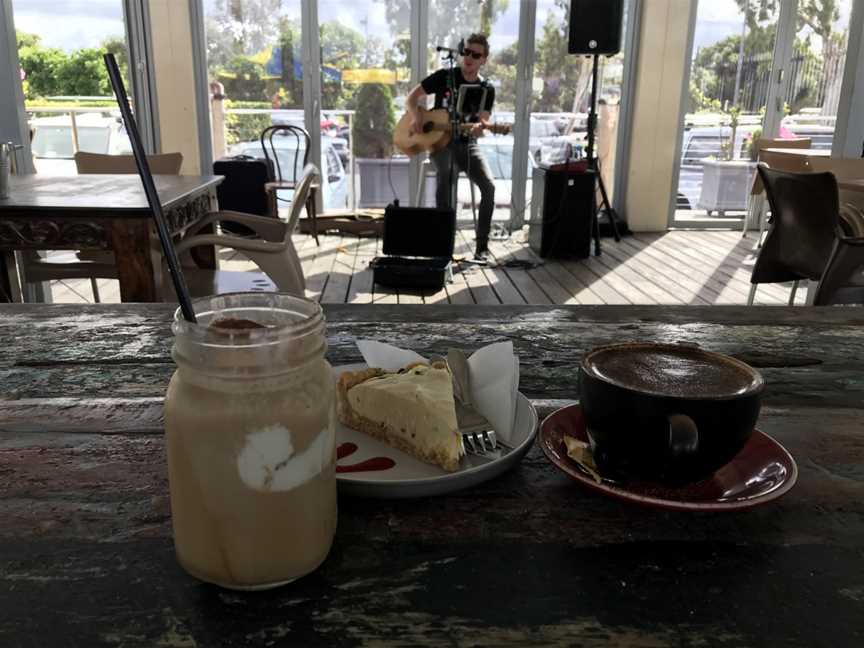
[219,106,358,209]
[25,105,121,157]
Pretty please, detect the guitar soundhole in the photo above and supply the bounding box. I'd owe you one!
[422,122,434,134]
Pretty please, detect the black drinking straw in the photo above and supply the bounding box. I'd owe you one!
[103,53,197,323]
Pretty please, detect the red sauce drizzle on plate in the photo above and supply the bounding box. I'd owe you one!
[336,442,395,473]
[337,442,358,460]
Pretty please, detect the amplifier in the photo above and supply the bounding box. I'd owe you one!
[529,166,596,259]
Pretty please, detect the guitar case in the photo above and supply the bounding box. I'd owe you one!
[370,203,456,290]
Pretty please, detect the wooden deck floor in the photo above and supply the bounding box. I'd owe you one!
[47,229,806,306]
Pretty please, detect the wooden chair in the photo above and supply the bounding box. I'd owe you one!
[743,137,811,240]
[19,152,184,303]
[164,164,319,299]
[260,125,320,244]
[748,163,839,305]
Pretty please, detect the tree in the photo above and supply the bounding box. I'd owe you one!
[354,83,395,158]
[320,20,367,109]
[380,0,507,56]
[207,0,284,69]
[483,41,517,109]
[17,30,129,100]
[17,31,66,97]
[533,0,593,113]
[689,24,776,111]
[219,55,269,102]
[734,0,839,40]
[56,48,113,96]
[102,36,130,89]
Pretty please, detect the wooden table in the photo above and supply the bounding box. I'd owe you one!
[0,174,222,302]
[2,304,863,646]
[762,147,833,158]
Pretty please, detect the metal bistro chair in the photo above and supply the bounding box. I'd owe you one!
[165,163,320,299]
[748,163,841,305]
[19,152,184,303]
[260,124,320,244]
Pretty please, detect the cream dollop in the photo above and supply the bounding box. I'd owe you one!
[237,423,334,492]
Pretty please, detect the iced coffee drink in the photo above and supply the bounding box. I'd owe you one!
[164,293,336,589]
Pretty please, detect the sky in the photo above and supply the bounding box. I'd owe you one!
[11,0,854,54]
[12,0,126,51]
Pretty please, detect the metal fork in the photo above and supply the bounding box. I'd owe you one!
[462,429,512,456]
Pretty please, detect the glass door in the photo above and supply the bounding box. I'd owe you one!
[783,0,854,150]
[13,0,134,175]
[671,0,783,227]
[671,0,855,228]
[425,0,521,225]
[202,0,307,199]
[529,0,632,213]
[318,0,410,210]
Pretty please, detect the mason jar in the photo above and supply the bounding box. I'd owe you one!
[164,293,337,590]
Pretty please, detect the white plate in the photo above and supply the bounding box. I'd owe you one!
[334,364,538,498]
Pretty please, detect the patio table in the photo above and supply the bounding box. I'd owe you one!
[1,303,863,646]
[0,174,222,302]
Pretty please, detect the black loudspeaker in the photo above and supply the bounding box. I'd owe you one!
[529,166,596,259]
[568,0,624,55]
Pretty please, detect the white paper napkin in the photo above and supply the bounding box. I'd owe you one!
[354,339,520,446]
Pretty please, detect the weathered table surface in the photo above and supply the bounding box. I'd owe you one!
[838,178,864,193]
[1,304,863,647]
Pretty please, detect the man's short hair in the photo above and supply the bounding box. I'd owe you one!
[465,33,490,58]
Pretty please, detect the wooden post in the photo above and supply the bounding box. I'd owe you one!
[210,81,226,160]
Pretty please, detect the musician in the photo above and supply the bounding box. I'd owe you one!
[406,33,496,260]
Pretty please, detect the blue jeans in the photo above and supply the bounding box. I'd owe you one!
[431,139,495,250]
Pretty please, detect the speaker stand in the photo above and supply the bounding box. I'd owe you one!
[585,54,622,256]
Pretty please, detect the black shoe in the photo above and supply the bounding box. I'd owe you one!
[474,243,489,261]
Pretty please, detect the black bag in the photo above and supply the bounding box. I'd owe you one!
[371,204,456,290]
[213,155,275,234]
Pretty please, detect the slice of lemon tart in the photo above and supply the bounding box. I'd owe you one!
[336,361,464,472]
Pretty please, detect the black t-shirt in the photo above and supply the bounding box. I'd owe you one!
[420,68,495,122]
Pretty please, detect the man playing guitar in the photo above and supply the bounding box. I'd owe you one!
[405,33,496,261]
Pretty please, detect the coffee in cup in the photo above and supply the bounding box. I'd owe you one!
[578,342,764,483]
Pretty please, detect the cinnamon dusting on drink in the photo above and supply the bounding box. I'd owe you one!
[209,317,268,331]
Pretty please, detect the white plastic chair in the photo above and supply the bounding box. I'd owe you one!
[167,164,319,299]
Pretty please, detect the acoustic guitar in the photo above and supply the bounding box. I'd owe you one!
[393,107,512,156]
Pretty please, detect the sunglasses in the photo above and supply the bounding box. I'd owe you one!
[463,49,485,60]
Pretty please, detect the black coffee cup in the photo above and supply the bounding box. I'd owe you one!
[578,342,764,484]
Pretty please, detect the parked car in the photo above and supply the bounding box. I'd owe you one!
[326,134,350,167]
[487,112,562,163]
[783,123,835,150]
[676,121,837,211]
[29,113,132,174]
[456,136,536,208]
[231,137,349,210]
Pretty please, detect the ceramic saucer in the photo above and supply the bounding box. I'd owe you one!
[539,404,797,512]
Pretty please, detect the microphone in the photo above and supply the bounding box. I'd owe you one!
[457,38,465,56]
[436,45,457,53]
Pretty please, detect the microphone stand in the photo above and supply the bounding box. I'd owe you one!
[585,54,622,255]
[441,48,460,213]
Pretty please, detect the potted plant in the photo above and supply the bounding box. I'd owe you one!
[698,105,757,217]
[354,83,411,208]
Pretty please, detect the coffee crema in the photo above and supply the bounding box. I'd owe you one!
[584,345,759,399]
